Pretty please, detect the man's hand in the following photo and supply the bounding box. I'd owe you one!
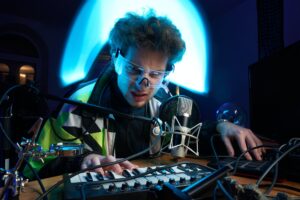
[81,154,138,174]
[216,121,265,160]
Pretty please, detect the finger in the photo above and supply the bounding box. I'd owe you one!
[81,163,88,170]
[90,157,105,174]
[81,158,91,169]
[245,135,262,161]
[110,164,123,174]
[94,167,105,175]
[119,160,139,170]
[253,135,266,154]
[222,137,235,157]
[102,155,123,174]
[248,132,265,159]
[236,136,253,160]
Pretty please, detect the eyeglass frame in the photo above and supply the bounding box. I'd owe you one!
[113,49,173,88]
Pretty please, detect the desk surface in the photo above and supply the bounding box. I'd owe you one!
[12,153,300,199]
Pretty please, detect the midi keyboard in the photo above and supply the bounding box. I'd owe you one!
[63,162,215,200]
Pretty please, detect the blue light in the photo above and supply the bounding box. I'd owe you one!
[60,0,209,94]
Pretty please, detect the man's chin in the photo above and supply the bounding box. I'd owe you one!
[132,101,147,108]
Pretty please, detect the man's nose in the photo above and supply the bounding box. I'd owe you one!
[136,77,150,88]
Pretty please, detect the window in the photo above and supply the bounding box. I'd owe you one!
[0,63,9,82]
[18,65,35,85]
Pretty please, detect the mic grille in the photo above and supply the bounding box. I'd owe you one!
[177,96,193,116]
[159,95,201,127]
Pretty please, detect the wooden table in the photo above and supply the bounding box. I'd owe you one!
[5,153,300,199]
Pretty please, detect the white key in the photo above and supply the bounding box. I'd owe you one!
[107,170,126,179]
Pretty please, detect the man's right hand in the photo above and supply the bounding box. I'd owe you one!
[81,154,138,174]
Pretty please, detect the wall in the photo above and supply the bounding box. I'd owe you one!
[1,0,300,125]
[195,0,300,126]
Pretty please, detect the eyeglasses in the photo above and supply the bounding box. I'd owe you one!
[114,53,170,88]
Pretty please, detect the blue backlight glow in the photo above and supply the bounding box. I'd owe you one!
[60,0,209,94]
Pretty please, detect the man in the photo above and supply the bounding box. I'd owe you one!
[24,10,263,179]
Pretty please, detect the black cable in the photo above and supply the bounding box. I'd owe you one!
[37,161,206,200]
[256,142,300,187]
[264,151,279,195]
[68,161,204,187]
[35,117,163,200]
[0,133,47,200]
[42,93,154,123]
[23,159,47,200]
[217,180,234,200]
[0,84,24,151]
[213,182,218,200]
[210,134,221,168]
[0,119,20,152]
[0,131,47,200]
[232,144,277,176]
[79,183,87,200]
[186,154,233,160]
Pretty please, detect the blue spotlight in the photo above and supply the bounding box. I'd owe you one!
[60,0,209,94]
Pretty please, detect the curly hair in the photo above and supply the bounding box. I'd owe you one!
[108,10,186,70]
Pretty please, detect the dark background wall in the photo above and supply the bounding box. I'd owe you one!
[0,0,300,125]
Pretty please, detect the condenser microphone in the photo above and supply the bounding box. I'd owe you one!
[159,95,202,158]
[171,96,193,157]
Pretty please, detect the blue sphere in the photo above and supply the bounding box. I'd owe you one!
[216,102,247,127]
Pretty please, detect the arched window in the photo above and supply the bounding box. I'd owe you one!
[18,65,35,85]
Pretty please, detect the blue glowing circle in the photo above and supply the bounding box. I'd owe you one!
[60,0,209,94]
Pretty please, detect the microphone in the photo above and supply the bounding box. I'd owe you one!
[159,95,202,158]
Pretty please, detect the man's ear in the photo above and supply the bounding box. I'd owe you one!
[113,51,122,75]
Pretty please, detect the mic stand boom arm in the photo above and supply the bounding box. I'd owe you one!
[41,93,154,124]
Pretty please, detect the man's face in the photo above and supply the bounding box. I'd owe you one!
[114,47,169,108]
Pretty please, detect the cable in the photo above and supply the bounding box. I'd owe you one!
[0,84,49,200]
[0,84,24,151]
[210,134,221,168]
[42,93,154,123]
[35,117,164,200]
[23,159,47,198]
[264,151,279,195]
[79,183,87,200]
[0,119,20,152]
[210,134,283,196]
[232,144,277,176]
[217,180,234,200]
[256,142,300,187]
[213,183,218,200]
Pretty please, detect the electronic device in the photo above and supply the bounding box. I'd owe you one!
[63,162,215,200]
[207,157,276,179]
[249,40,300,144]
[249,41,300,182]
[207,146,300,182]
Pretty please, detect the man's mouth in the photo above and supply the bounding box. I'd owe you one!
[131,92,147,102]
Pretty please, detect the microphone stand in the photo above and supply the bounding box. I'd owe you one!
[41,93,154,123]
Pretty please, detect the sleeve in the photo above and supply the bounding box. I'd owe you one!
[198,120,222,156]
[23,82,109,180]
